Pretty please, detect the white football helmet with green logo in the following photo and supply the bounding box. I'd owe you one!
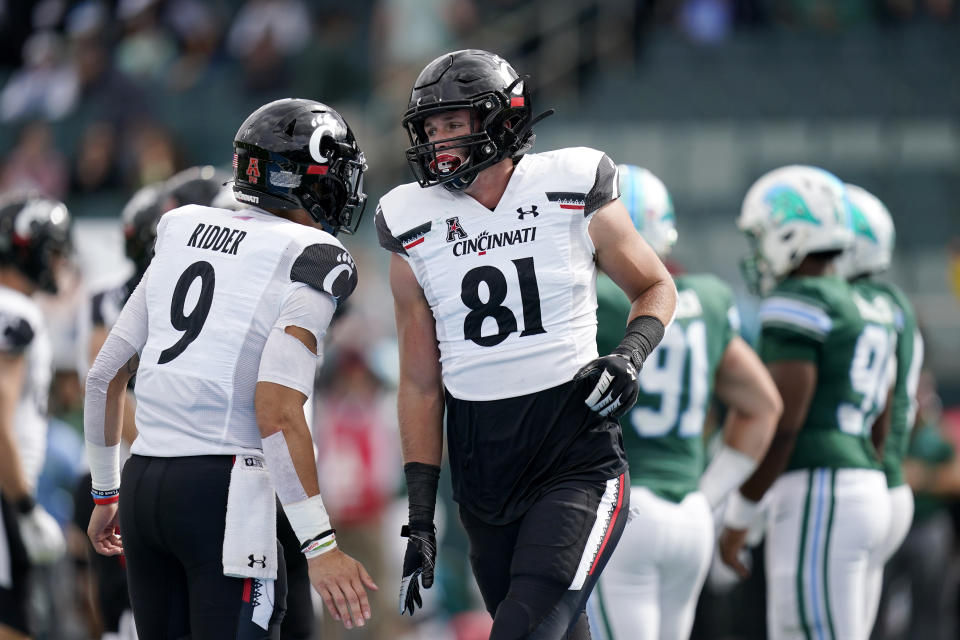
[737,165,853,295]
[836,183,894,279]
[618,164,677,257]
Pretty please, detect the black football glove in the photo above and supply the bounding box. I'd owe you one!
[574,353,640,419]
[398,521,436,615]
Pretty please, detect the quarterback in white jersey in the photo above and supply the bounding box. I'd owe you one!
[0,194,70,637]
[378,50,677,640]
[84,99,376,639]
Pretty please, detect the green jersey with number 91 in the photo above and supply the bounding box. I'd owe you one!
[759,275,895,472]
[855,279,923,487]
[597,273,739,502]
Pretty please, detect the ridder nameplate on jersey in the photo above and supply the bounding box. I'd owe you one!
[187,222,247,255]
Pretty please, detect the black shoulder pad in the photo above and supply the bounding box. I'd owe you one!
[375,206,407,256]
[290,243,358,303]
[0,314,35,353]
[584,153,619,216]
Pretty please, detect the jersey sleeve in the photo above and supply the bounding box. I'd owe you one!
[0,311,35,354]
[289,240,358,304]
[375,204,406,256]
[584,153,619,215]
[757,292,831,363]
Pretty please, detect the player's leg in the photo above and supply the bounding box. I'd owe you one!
[458,505,522,616]
[276,505,312,640]
[490,473,629,640]
[864,484,913,634]
[819,469,889,640]
[764,470,813,640]
[119,455,191,639]
[0,494,31,640]
[657,491,714,640]
[586,487,663,640]
[156,456,284,640]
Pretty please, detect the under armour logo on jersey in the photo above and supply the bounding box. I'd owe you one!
[517,205,538,220]
[446,217,468,242]
[246,157,261,183]
[247,554,267,569]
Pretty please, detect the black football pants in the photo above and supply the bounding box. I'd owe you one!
[460,472,629,640]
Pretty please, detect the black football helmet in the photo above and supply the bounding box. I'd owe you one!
[121,182,168,285]
[0,192,71,294]
[402,49,554,191]
[233,99,367,236]
[165,165,231,208]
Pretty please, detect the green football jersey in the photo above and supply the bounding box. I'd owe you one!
[597,273,738,502]
[759,275,897,472]
[859,279,924,488]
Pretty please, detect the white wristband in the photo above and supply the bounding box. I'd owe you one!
[86,442,121,491]
[282,494,333,552]
[724,490,760,530]
[698,444,759,509]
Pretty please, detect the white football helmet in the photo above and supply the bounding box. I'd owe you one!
[737,165,853,295]
[836,183,894,279]
[618,164,677,257]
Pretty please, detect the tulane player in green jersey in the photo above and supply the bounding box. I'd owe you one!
[721,165,895,640]
[838,183,925,634]
[587,165,781,640]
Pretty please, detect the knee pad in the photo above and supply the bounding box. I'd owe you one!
[491,598,539,640]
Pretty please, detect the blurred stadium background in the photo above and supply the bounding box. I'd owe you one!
[1,0,958,638]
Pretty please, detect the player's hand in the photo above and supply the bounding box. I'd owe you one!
[18,503,66,564]
[719,526,751,579]
[574,354,639,419]
[399,521,436,615]
[308,548,378,630]
[87,503,122,557]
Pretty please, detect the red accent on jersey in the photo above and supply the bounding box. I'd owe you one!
[404,237,425,250]
[307,165,329,175]
[559,204,585,210]
[242,577,252,603]
[246,158,261,182]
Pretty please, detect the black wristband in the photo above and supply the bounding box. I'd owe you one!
[404,462,440,524]
[613,315,666,370]
[15,495,36,515]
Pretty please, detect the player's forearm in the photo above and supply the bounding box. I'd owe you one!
[722,404,778,461]
[627,277,677,328]
[397,380,444,466]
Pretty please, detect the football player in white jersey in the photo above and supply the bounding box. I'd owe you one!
[586,166,781,640]
[84,99,376,639]
[376,50,678,639]
[0,193,70,639]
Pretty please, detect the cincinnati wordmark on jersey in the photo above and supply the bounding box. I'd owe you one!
[376,147,618,401]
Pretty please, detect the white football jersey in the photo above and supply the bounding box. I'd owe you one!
[0,285,51,490]
[128,205,356,458]
[377,147,619,400]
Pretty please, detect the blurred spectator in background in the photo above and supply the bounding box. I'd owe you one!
[114,0,177,82]
[0,120,69,199]
[70,121,124,196]
[893,370,960,640]
[314,344,403,639]
[227,0,311,93]
[128,121,182,188]
[0,30,79,122]
[164,0,224,91]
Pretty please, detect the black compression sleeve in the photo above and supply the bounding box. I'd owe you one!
[404,462,440,524]
[613,315,666,370]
